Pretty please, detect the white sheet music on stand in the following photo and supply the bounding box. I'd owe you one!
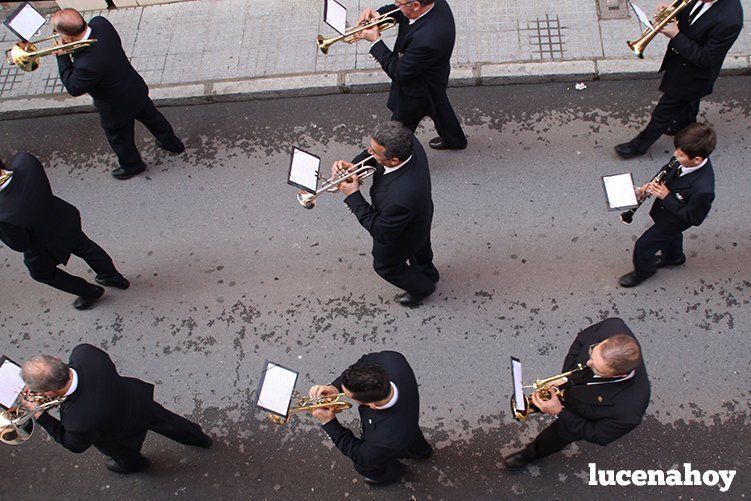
[0,357,25,409]
[511,357,526,412]
[256,362,298,416]
[4,3,46,42]
[287,147,321,194]
[324,0,348,35]
[629,2,655,30]
[603,173,639,210]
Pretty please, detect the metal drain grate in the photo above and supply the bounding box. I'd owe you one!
[524,14,567,60]
[0,65,23,93]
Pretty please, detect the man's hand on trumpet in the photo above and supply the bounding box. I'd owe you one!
[531,388,564,416]
[331,160,361,196]
[308,384,339,425]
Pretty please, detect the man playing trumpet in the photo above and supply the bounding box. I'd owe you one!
[355,1,468,151]
[309,351,432,485]
[503,318,651,469]
[333,121,438,307]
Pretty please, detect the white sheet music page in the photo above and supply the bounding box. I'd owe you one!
[325,0,348,35]
[289,148,321,193]
[629,2,655,30]
[257,363,297,416]
[6,3,46,41]
[512,359,525,411]
[0,359,25,409]
[603,173,638,209]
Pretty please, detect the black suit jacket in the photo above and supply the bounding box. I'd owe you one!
[344,137,433,264]
[57,16,149,122]
[554,318,651,446]
[0,153,82,264]
[649,159,715,232]
[659,0,743,100]
[36,344,154,453]
[371,0,456,115]
[322,351,425,474]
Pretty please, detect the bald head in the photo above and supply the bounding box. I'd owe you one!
[600,334,642,375]
[51,8,86,37]
[21,355,70,393]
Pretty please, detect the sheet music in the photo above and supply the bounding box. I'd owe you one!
[324,0,348,35]
[0,359,25,409]
[603,173,639,210]
[288,147,321,193]
[629,2,655,30]
[256,362,298,416]
[5,3,46,41]
[511,358,526,412]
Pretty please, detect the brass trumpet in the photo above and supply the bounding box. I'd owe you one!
[627,0,692,58]
[0,390,66,446]
[297,155,377,209]
[268,391,352,425]
[511,364,585,422]
[5,34,96,72]
[317,7,400,55]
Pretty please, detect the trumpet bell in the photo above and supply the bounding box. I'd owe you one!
[7,42,41,72]
[0,409,34,446]
[316,35,332,55]
[297,190,317,209]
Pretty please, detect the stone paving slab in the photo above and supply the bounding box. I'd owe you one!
[0,0,749,117]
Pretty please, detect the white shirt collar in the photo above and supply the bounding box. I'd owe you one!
[64,369,79,396]
[689,1,715,24]
[383,155,412,175]
[374,382,399,409]
[81,26,92,41]
[587,369,636,385]
[679,157,707,176]
[408,4,434,24]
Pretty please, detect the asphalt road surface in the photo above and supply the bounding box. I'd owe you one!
[1,76,749,500]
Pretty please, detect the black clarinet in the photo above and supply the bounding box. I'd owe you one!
[620,158,680,224]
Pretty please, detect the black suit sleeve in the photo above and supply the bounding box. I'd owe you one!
[344,192,414,247]
[57,55,102,97]
[556,408,639,446]
[35,411,100,453]
[0,223,31,252]
[659,190,714,227]
[321,418,401,468]
[370,39,443,83]
[670,22,742,71]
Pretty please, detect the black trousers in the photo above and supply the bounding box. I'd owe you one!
[100,98,182,171]
[374,238,439,297]
[525,422,574,459]
[355,429,433,483]
[23,232,118,297]
[392,91,467,149]
[629,93,701,153]
[93,401,208,470]
[633,223,684,277]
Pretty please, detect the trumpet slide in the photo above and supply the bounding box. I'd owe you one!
[317,7,400,55]
[297,155,377,209]
[511,364,585,422]
[268,391,352,425]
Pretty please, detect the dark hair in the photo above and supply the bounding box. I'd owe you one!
[341,363,390,403]
[52,9,86,36]
[674,123,716,159]
[21,355,70,392]
[372,121,413,162]
[601,334,642,375]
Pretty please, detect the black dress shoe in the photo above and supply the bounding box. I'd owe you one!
[428,136,467,150]
[618,271,655,288]
[96,273,130,290]
[614,143,644,159]
[503,448,537,469]
[106,457,150,474]
[655,254,686,268]
[156,139,185,154]
[397,292,429,307]
[195,434,213,449]
[73,286,105,310]
[112,165,146,180]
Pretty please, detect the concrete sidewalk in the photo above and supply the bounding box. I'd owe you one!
[0,0,749,117]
